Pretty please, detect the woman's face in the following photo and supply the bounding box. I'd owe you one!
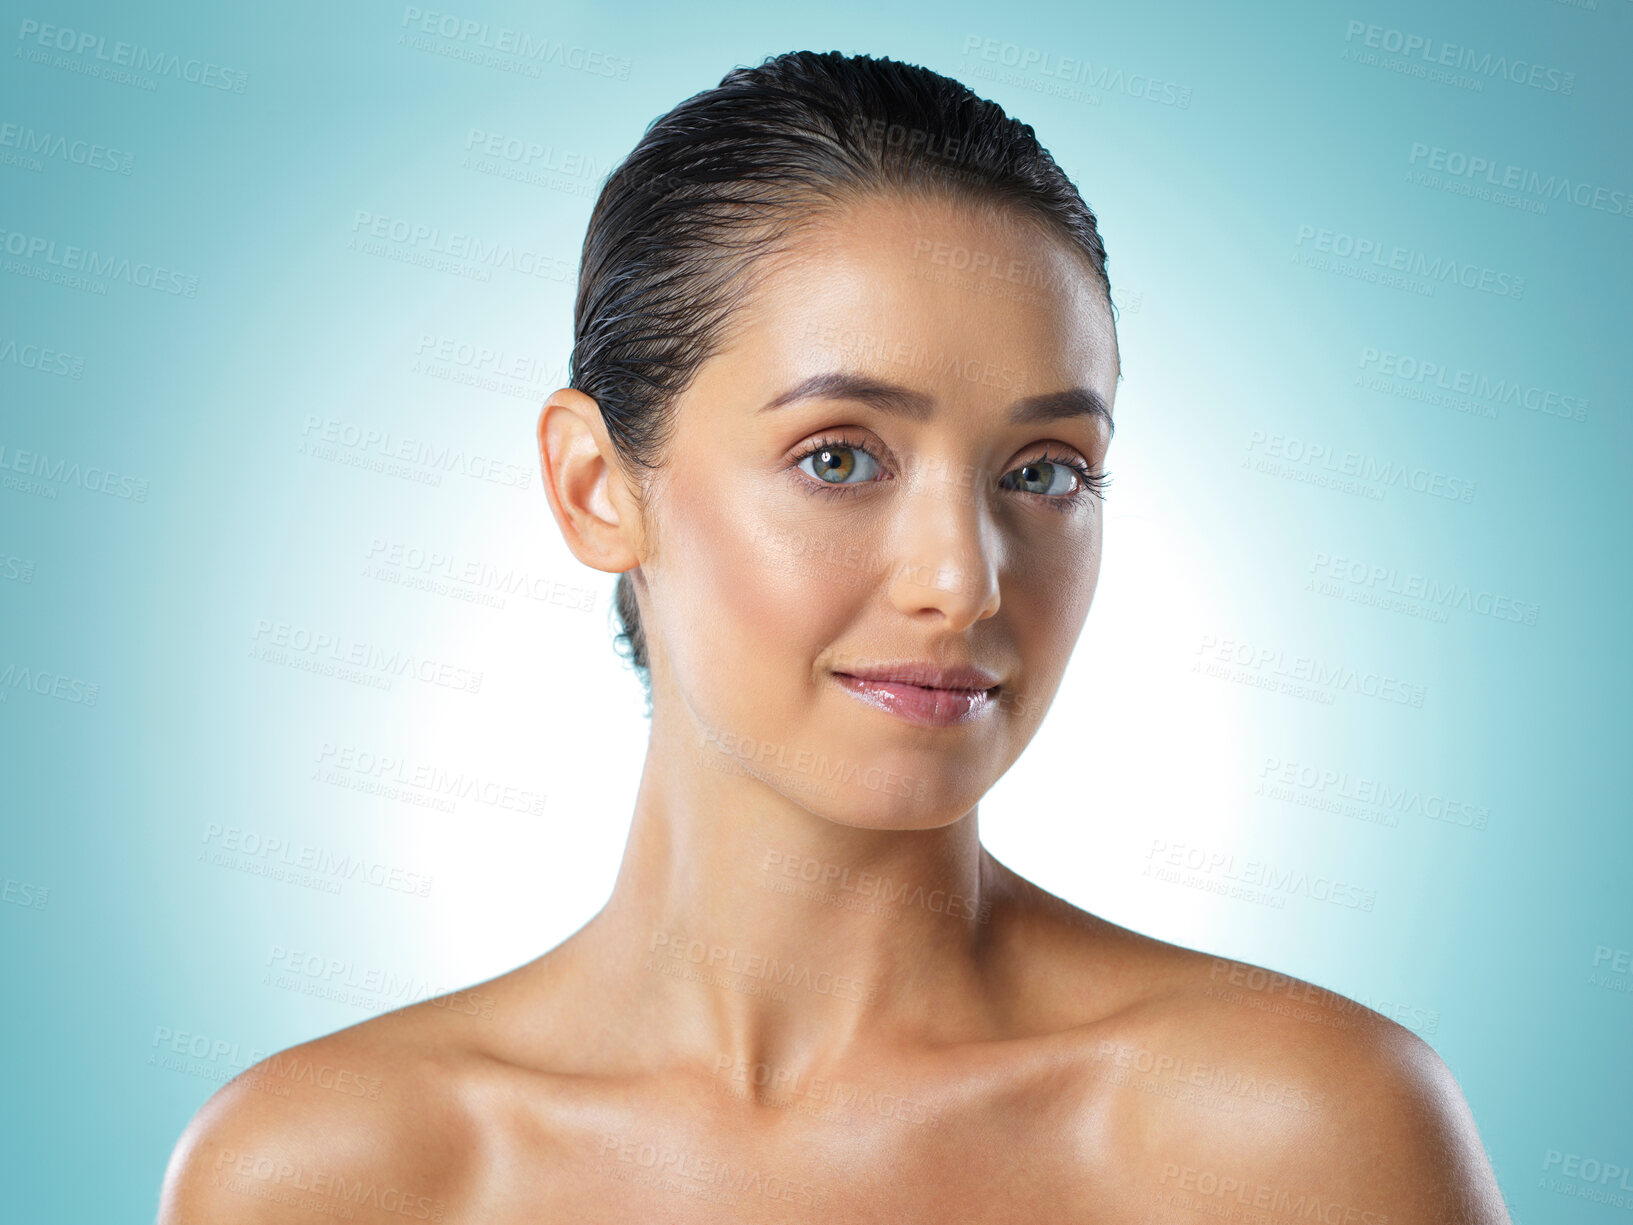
[635,190,1119,830]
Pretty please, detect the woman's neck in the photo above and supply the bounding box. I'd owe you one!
[567,704,1022,1083]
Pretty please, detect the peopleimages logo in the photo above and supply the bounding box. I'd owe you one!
[1158,1163,1388,1224]
[0,441,149,500]
[1357,347,1588,423]
[1542,1149,1633,1197]
[0,661,99,705]
[1198,633,1429,708]
[1408,143,1630,217]
[762,849,993,923]
[14,18,250,92]
[210,1150,445,1222]
[1144,838,1377,911]
[0,338,86,378]
[960,34,1193,107]
[0,122,134,173]
[398,7,631,79]
[712,1054,942,1127]
[1294,225,1524,299]
[1257,756,1490,831]
[0,227,199,296]
[1342,20,1576,93]
[1245,431,1476,504]
[697,724,930,800]
[250,618,484,694]
[1309,551,1539,627]
[350,211,574,282]
[316,741,548,816]
[201,823,435,898]
[648,931,882,1004]
[298,415,533,491]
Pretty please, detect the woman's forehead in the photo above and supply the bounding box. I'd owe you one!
[728,194,1110,362]
[717,193,1118,401]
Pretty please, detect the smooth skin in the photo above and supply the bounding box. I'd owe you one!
[158,192,1512,1223]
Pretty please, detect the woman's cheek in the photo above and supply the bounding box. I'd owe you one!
[731,502,869,656]
[666,474,852,686]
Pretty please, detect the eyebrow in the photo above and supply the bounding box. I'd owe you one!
[757,370,1113,437]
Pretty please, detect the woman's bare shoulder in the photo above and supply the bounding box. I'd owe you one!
[155,999,484,1224]
[1056,925,1511,1223]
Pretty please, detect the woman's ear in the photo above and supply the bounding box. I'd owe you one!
[536,388,645,575]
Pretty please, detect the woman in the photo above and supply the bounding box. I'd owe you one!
[160,50,1511,1223]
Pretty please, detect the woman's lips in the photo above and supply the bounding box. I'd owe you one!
[831,672,997,727]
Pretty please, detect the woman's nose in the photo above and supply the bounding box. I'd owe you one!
[884,475,1001,628]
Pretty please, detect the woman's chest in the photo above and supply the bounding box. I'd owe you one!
[457,1075,1147,1224]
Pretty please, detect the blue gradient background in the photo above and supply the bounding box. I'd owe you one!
[2,1,1628,1220]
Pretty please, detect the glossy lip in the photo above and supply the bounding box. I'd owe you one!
[830,661,1001,691]
[830,662,1002,728]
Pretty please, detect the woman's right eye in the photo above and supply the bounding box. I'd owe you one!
[795,438,883,489]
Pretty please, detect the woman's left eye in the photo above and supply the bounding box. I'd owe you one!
[1000,456,1080,497]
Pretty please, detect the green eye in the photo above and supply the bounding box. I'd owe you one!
[1002,459,1078,497]
[798,442,881,485]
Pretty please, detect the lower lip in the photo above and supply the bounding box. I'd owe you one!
[831,673,997,727]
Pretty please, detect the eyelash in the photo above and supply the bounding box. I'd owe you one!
[790,432,1110,511]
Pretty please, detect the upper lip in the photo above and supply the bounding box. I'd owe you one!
[833,661,1001,691]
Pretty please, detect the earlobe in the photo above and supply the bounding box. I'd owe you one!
[536,388,642,576]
